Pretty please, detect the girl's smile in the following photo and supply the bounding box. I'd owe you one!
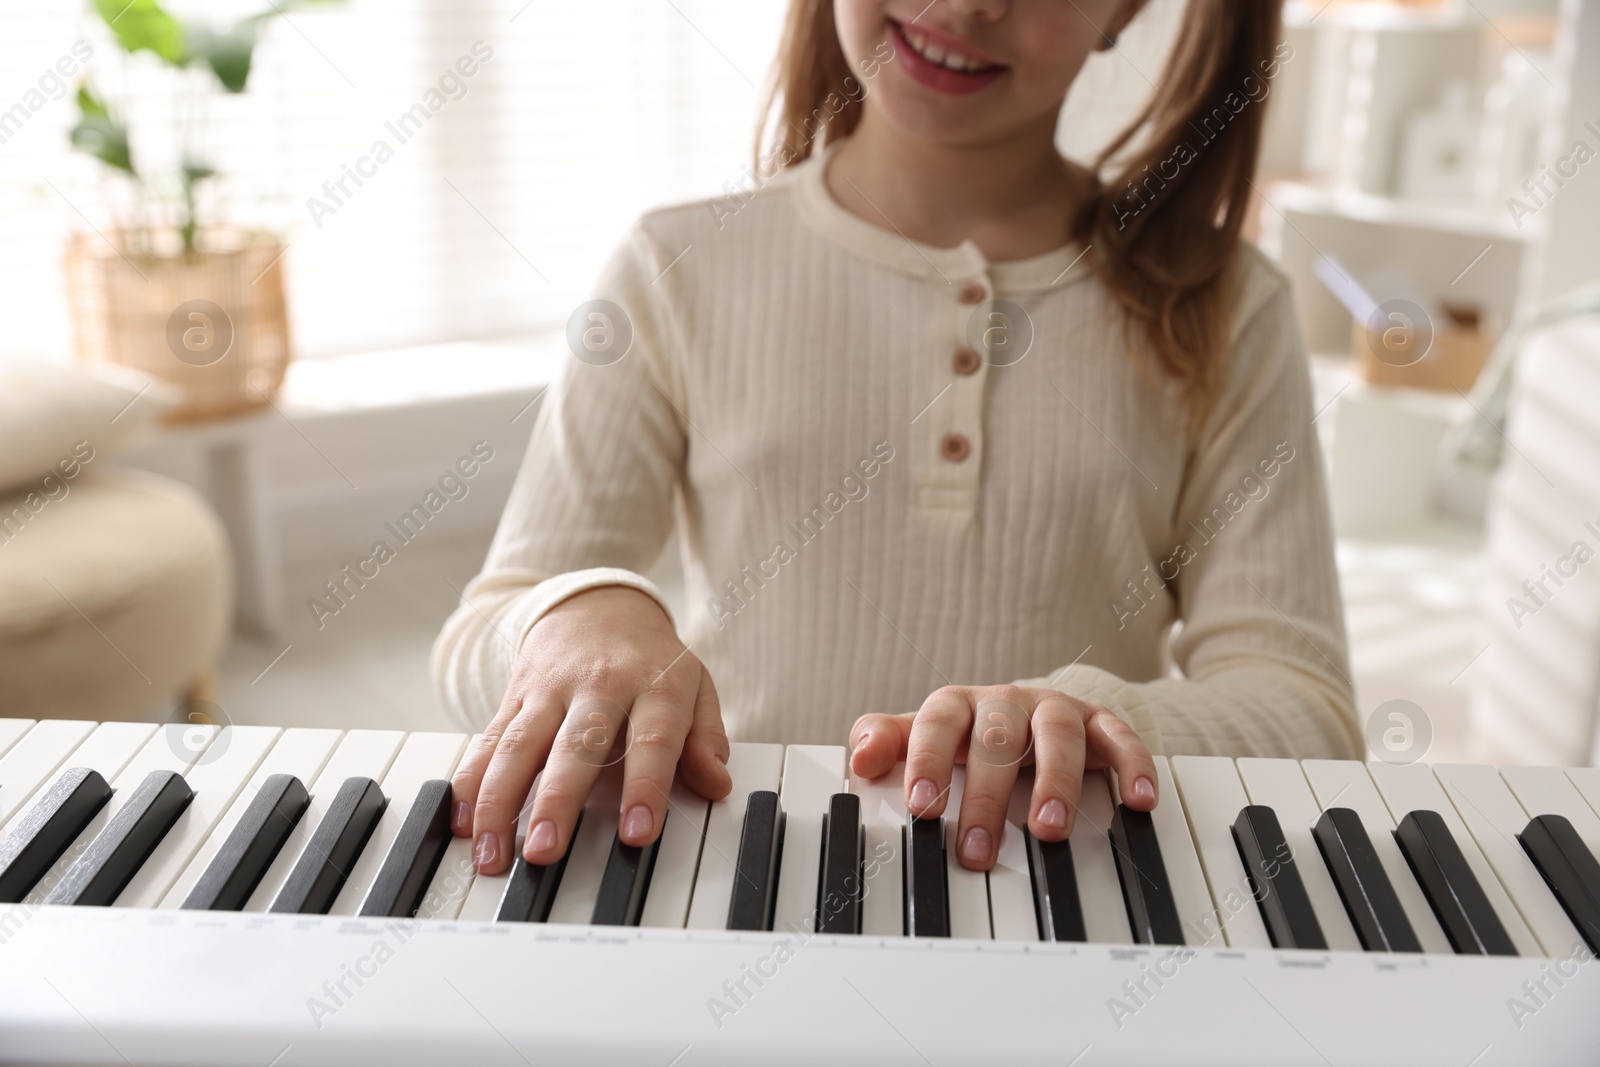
[887,16,1009,95]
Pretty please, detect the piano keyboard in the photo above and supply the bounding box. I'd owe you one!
[1,719,1597,1065]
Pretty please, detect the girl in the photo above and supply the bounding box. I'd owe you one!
[433,0,1359,879]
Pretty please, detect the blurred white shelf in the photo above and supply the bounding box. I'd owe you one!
[1284,1,1476,32]
[1264,179,1532,241]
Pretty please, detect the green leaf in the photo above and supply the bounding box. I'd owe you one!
[92,0,186,64]
[70,86,135,175]
[75,85,109,119]
[187,21,258,92]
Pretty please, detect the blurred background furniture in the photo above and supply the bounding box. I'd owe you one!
[0,362,232,721]
[1472,312,1600,766]
[0,469,231,721]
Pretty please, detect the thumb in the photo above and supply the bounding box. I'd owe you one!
[679,663,733,801]
[848,712,916,779]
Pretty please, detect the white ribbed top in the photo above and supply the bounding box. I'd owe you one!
[431,136,1360,759]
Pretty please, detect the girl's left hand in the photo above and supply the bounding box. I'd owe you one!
[849,685,1159,872]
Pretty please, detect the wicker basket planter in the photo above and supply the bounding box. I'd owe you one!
[65,229,291,423]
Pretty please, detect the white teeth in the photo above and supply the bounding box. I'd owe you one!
[901,25,986,72]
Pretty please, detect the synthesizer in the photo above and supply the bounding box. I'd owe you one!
[0,718,1597,1065]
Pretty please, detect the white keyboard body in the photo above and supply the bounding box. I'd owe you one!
[0,719,1597,1066]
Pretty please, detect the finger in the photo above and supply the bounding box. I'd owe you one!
[679,664,733,801]
[903,688,973,818]
[471,694,563,874]
[521,695,623,865]
[1028,695,1087,841]
[618,692,690,846]
[449,694,521,836]
[955,697,1031,870]
[1085,707,1159,810]
[848,712,914,780]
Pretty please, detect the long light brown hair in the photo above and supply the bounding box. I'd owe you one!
[755,1,1285,434]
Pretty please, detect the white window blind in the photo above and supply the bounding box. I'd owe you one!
[0,0,786,361]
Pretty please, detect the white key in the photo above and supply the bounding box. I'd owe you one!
[24,724,213,904]
[1366,761,1540,956]
[1562,767,1600,829]
[417,734,484,922]
[1169,756,1270,948]
[0,720,97,826]
[1134,756,1220,948]
[1300,759,1452,955]
[939,766,992,939]
[772,745,846,935]
[1070,770,1130,944]
[0,719,36,761]
[637,773,710,929]
[687,743,784,930]
[990,770,1040,942]
[1433,763,1582,956]
[1501,767,1600,860]
[245,730,405,912]
[850,759,907,938]
[116,726,281,908]
[545,762,625,925]
[1235,758,1361,952]
[329,732,468,915]
[160,728,343,908]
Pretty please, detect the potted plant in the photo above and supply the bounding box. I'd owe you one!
[64,0,337,421]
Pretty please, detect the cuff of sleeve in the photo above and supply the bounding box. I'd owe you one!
[1015,663,1163,754]
[502,567,674,673]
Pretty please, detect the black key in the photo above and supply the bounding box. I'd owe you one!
[496,810,582,923]
[268,777,386,915]
[1395,809,1517,956]
[1026,827,1086,942]
[591,813,665,927]
[1232,805,1327,950]
[903,815,949,938]
[182,774,310,911]
[1518,814,1600,953]
[1110,803,1185,946]
[817,793,863,935]
[1313,807,1421,953]
[44,770,193,907]
[359,780,452,918]
[0,768,112,903]
[727,790,784,931]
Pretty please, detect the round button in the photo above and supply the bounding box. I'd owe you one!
[958,283,987,305]
[940,432,971,463]
[952,348,981,376]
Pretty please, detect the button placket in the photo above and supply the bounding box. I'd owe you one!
[914,264,990,513]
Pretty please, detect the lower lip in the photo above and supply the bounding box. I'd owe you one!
[889,20,1006,96]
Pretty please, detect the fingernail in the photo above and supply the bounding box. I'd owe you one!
[1038,799,1068,830]
[1133,776,1157,805]
[960,826,992,865]
[473,832,499,870]
[452,801,470,834]
[527,819,556,855]
[622,804,653,841]
[909,777,938,813]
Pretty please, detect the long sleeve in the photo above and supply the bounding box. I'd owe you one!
[430,224,689,729]
[1019,256,1361,760]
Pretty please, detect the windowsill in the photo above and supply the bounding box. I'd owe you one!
[277,331,564,419]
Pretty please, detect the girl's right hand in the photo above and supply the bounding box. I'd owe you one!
[448,585,732,874]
